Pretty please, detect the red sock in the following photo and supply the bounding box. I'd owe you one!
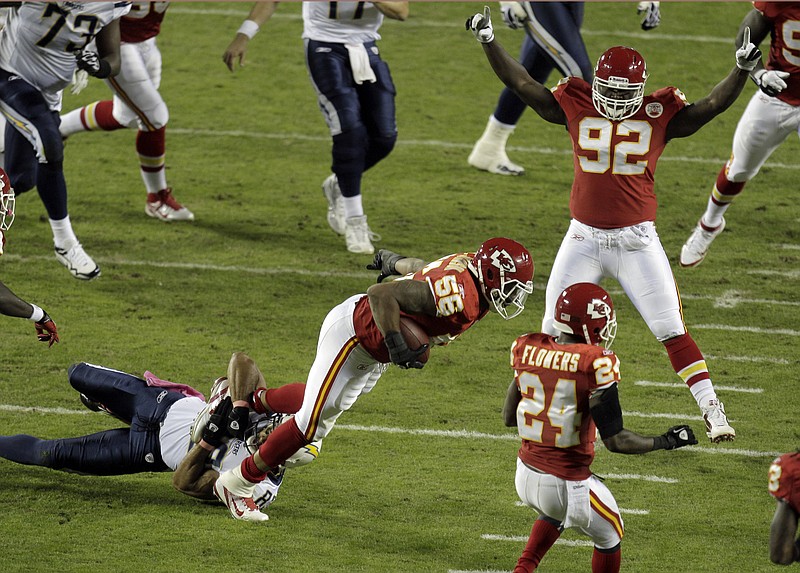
[592,547,621,573]
[257,415,309,469]
[82,100,123,131]
[713,168,745,205]
[241,456,267,483]
[264,383,306,414]
[136,126,166,157]
[514,519,561,572]
[664,333,709,388]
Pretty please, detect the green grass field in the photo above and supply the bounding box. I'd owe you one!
[1,2,798,572]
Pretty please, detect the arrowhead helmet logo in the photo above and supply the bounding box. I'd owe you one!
[489,249,516,272]
[587,299,610,319]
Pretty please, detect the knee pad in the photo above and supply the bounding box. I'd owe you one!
[367,133,396,163]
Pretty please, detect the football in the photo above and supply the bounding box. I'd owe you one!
[399,317,431,364]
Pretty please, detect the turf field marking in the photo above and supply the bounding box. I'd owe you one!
[1,404,781,458]
[704,354,789,365]
[168,127,800,172]
[602,473,679,484]
[747,269,800,278]
[481,534,594,547]
[634,380,763,394]
[779,244,800,250]
[693,324,800,336]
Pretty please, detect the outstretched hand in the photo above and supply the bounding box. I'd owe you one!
[366,249,405,283]
[661,424,698,450]
[35,312,59,347]
[466,6,495,44]
[735,27,761,71]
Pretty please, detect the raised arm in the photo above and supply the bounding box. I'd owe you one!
[374,1,408,22]
[665,26,762,140]
[466,7,565,125]
[225,351,267,439]
[223,1,279,72]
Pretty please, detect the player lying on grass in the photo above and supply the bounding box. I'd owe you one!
[0,353,316,514]
[504,282,698,573]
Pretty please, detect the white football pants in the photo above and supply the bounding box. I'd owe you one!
[542,219,686,342]
[106,37,168,131]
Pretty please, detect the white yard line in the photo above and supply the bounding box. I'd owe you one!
[481,534,593,547]
[705,354,789,365]
[634,380,763,394]
[1,404,779,457]
[693,324,800,336]
[515,501,650,515]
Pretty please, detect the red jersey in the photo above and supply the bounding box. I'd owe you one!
[511,332,620,480]
[121,2,169,43]
[552,77,687,228]
[353,252,489,363]
[754,2,800,106]
[769,451,800,514]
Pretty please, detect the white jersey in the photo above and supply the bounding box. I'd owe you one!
[158,395,204,470]
[302,1,383,44]
[209,437,281,509]
[0,1,131,109]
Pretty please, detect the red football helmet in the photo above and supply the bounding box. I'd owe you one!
[0,167,15,232]
[592,46,648,121]
[471,238,534,320]
[553,283,617,348]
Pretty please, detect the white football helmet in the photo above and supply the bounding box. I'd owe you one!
[189,377,230,444]
[245,413,322,469]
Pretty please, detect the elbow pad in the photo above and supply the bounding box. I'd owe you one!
[590,384,624,440]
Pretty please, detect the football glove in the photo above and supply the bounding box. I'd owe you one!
[384,331,428,370]
[69,69,89,95]
[202,396,233,448]
[466,6,495,44]
[752,69,790,97]
[735,27,761,71]
[660,424,698,450]
[35,312,59,347]
[74,49,111,78]
[227,405,250,440]
[366,249,406,283]
[636,2,660,31]
[499,2,527,30]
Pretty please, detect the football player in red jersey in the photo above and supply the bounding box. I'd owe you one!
[213,238,534,521]
[467,7,761,443]
[0,168,59,346]
[60,2,194,222]
[768,451,800,565]
[681,2,800,267]
[504,283,697,573]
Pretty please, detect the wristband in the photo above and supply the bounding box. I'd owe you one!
[652,435,669,451]
[198,439,216,452]
[232,399,249,409]
[28,304,45,322]
[237,19,259,40]
[94,59,112,79]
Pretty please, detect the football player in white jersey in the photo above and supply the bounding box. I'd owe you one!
[0,354,316,516]
[0,166,59,345]
[223,1,408,255]
[59,2,194,223]
[0,1,132,280]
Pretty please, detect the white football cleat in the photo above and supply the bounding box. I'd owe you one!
[701,399,735,443]
[54,243,101,280]
[680,218,725,267]
[322,175,346,235]
[214,467,269,522]
[345,215,380,255]
[468,144,526,176]
[145,188,194,222]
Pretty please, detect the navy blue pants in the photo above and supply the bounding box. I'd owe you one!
[495,2,592,126]
[0,67,69,219]
[0,363,185,475]
[305,39,397,198]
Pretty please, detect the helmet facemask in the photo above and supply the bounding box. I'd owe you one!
[592,75,646,121]
[0,187,15,232]
[479,259,534,320]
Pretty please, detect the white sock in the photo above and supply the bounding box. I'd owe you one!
[59,108,86,137]
[689,379,717,408]
[343,195,364,219]
[49,215,78,250]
